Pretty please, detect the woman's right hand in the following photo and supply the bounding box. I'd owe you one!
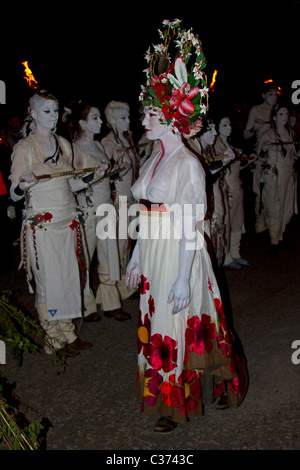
[126,258,141,290]
[19,171,38,190]
[126,242,141,289]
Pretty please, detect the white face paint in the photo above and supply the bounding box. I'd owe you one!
[113,109,130,133]
[81,107,102,135]
[31,99,59,130]
[263,89,278,107]
[218,117,232,137]
[201,123,217,146]
[142,108,168,140]
[275,107,289,127]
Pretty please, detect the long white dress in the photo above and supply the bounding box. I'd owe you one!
[131,143,247,423]
[101,131,140,300]
[9,134,91,351]
[73,141,123,311]
[257,129,298,244]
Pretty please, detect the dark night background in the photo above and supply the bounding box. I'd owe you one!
[1,1,299,137]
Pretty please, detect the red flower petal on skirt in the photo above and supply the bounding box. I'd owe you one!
[140,274,150,295]
[143,368,163,406]
[147,333,177,373]
[185,314,216,355]
[148,295,155,316]
[161,381,185,409]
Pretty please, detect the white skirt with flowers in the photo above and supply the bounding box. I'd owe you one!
[136,203,247,423]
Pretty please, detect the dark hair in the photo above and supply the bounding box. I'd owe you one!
[262,81,279,94]
[198,115,215,135]
[69,102,99,141]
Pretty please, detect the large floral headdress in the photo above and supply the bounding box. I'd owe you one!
[139,19,209,137]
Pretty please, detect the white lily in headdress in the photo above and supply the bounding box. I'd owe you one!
[168,57,188,89]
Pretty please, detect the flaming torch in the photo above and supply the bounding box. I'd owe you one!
[264,79,281,95]
[21,61,39,89]
[209,69,218,92]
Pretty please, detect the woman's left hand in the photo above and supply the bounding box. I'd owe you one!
[167,278,190,314]
[95,162,109,178]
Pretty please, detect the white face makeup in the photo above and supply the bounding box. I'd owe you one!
[81,107,102,135]
[263,89,278,107]
[201,123,217,146]
[142,108,168,140]
[218,117,232,137]
[31,99,59,130]
[113,109,130,133]
[275,107,289,127]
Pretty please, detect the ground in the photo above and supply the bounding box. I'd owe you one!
[0,194,300,452]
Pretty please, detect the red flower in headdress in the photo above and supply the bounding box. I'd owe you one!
[170,83,200,117]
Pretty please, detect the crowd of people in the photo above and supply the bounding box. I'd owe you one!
[0,21,299,434]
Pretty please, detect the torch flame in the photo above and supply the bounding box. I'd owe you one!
[209,69,218,91]
[264,79,281,94]
[21,61,38,89]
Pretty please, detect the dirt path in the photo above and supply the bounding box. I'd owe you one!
[1,210,300,451]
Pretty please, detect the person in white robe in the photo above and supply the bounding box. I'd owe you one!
[9,91,106,355]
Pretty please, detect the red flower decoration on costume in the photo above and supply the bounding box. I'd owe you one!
[43,212,53,222]
[178,369,203,416]
[170,82,200,117]
[140,274,150,295]
[155,84,171,104]
[137,311,151,355]
[185,314,216,355]
[146,333,177,373]
[161,379,185,409]
[173,115,191,135]
[214,298,231,343]
[162,103,174,120]
[143,368,163,407]
[33,214,44,224]
[70,219,79,230]
[216,334,228,357]
[148,295,155,316]
[228,377,239,395]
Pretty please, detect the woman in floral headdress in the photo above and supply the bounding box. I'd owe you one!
[126,20,247,433]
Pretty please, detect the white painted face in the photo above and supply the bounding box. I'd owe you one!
[263,89,278,107]
[31,98,59,130]
[218,117,232,137]
[275,107,289,127]
[201,123,217,146]
[142,108,168,140]
[81,107,102,135]
[113,109,130,133]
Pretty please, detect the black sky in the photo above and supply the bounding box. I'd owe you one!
[1,1,299,126]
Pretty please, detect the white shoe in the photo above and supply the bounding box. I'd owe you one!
[233,257,250,266]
